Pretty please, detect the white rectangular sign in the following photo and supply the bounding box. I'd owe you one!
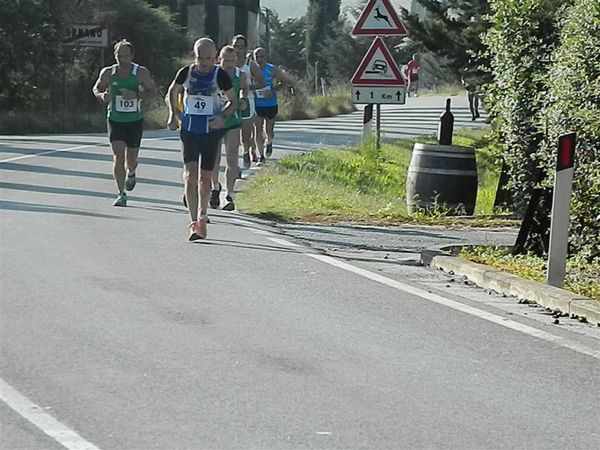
[63,24,109,47]
[352,86,406,104]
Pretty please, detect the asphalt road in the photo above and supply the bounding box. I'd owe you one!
[1,96,598,450]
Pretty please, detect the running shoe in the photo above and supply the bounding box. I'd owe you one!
[196,216,208,239]
[112,192,127,207]
[259,156,266,164]
[222,195,235,211]
[188,221,202,241]
[125,174,136,191]
[210,183,221,209]
[265,143,273,157]
[242,152,251,170]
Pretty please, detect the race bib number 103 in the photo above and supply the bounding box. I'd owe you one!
[115,96,139,113]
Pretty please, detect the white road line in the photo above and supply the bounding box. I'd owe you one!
[0,379,101,450]
[0,137,173,164]
[265,237,600,360]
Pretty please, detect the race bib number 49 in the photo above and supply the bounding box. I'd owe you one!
[187,95,214,115]
[115,96,139,113]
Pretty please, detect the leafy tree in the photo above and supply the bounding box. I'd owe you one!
[77,0,188,87]
[400,0,490,80]
[305,0,341,78]
[0,0,72,110]
[270,16,307,76]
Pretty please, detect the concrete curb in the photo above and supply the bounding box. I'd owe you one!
[421,246,600,326]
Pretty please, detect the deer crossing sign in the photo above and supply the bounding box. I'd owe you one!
[352,0,408,36]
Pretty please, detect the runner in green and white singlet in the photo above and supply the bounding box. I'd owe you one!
[209,45,248,211]
[93,40,156,207]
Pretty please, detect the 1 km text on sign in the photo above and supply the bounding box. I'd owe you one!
[352,86,405,105]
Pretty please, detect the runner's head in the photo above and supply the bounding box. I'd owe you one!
[193,38,217,73]
[253,47,267,67]
[219,45,237,72]
[114,40,134,66]
[231,35,247,59]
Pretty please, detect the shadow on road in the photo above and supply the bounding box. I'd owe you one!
[0,181,181,207]
[192,238,303,255]
[1,162,183,188]
[0,199,125,219]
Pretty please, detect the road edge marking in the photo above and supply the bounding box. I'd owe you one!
[0,378,101,450]
[265,237,600,360]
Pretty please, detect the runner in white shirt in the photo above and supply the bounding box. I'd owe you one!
[232,35,265,169]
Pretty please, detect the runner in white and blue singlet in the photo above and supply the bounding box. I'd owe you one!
[167,38,237,241]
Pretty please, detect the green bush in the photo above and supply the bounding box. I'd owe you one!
[484,0,564,213]
[543,0,600,261]
[484,0,600,262]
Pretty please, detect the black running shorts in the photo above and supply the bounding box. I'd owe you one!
[180,129,221,170]
[107,119,144,148]
[255,106,278,120]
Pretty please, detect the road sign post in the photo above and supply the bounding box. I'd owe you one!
[547,133,576,288]
[351,1,407,149]
[363,104,374,138]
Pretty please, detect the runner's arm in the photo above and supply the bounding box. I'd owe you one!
[249,61,265,90]
[220,88,238,119]
[239,72,249,111]
[92,68,110,103]
[166,68,186,130]
[272,66,293,91]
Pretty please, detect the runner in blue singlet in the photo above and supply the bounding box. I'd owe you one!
[252,47,293,163]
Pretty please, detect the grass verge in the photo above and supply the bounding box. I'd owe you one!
[237,128,514,227]
[459,246,600,302]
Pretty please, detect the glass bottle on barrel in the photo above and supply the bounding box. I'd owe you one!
[437,98,454,145]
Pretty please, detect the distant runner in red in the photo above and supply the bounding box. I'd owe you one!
[405,54,421,98]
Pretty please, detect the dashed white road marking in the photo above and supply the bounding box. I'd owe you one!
[264,236,600,360]
[0,378,102,450]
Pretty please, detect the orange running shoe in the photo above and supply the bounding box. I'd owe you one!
[196,216,208,239]
[188,221,202,241]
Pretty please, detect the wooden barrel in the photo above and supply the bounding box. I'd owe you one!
[406,143,478,215]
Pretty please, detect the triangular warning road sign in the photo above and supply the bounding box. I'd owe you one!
[351,37,405,86]
[352,0,408,36]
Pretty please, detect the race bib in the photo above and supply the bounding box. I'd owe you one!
[255,86,272,99]
[115,95,139,113]
[186,95,214,115]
